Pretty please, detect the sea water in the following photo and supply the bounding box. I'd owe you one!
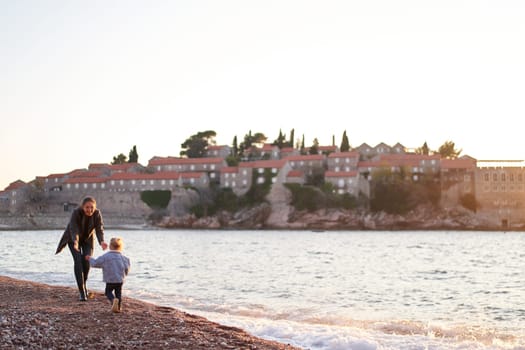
[0,229,524,350]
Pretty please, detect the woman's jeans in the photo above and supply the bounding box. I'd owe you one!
[68,240,93,297]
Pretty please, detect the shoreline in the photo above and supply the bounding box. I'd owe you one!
[0,275,299,350]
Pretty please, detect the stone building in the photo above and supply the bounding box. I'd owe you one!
[475,160,525,228]
[327,151,360,172]
[440,156,477,209]
[148,157,226,183]
[324,171,369,197]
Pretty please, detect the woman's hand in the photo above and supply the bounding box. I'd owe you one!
[101,241,108,250]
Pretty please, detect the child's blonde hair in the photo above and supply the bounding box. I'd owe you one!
[110,237,124,251]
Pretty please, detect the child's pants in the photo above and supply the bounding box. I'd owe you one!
[105,283,123,306]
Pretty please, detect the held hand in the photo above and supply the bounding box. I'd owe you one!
[85,255,91,261]
[101,241,108,251]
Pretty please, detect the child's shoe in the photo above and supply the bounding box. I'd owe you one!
[111,299,120,313]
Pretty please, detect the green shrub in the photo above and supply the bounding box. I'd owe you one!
[460,193,477,212]
[140,190,171,209]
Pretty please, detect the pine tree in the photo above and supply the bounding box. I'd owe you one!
[309,138,319,155]
[289,129,295,148]
[128,145,139,163]
[300,135,306,154]
[232,135,238,157]
[340,130,350,152]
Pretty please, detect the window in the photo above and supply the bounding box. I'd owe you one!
[348,178,353,184]
[161,180,166,185]
[300,161,304,166]
[272,168,277,174]
[492,185,498,192]
[120,180,124,185]
[464,175,471,181]
[464,184,471,192]
[66,184,71,189]
[211,173,216,178]
[101,183,105,189]
[291,161,295,166]
[335,158,340,164]
[338,179,344,188]
[157,166,161,171]
[271,177,276,183]
[210,164,215,170]
[258,168,264,174]
[92,183,97,189]
[75,184,79,189]
[169,180,174,185]
[142,180,146,185]
[501,174,506,182]
[190,178,195,184]
[345,158,350,163]
[519,174,524,182]
[83,184,88,189]
[204,164,208,169]
[510,174,514,182]
[225,173,229,178]
[431,160,436,165]
[483,185,490,192]
[257,177,265,184]
[132,180,136,185]
[243,180,247,185]
[150,180,154,185]
[232,181,236,187]
[225,181,229,187]
[501,185,506,192]
[232,173,236,178]
[484,174,489,181]
[493,174,497,181]
[243,170,248,175]
[190,165,195,170]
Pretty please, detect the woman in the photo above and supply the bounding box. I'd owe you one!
[56,196,108,301]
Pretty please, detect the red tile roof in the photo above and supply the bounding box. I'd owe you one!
[285,154,325,161]
[63,177,107,184]
[221,167,239,174]
[262,143,278,151]
[328,151,359,159]
[69,170,104,178]
[88,163,110,169]
[4,180,26,191]
[325,171,358,178]
[110,163,140,171]
[148,157,225,166]
[179,172,207,179]
[441,159,476,169]
[207,145,228,151]
[280,147,295,153]
[110,171,206,181]
[46,173,67,179]
[318,145,338,151]
[239,160,287,168]
[110,172,181,181]
[287,170,304,178]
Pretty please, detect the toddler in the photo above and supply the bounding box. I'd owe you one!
[86,237,130,313]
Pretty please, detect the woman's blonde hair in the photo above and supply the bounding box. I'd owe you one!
[110,237,124,251]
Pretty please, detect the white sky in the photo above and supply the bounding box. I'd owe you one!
[2,0,525,189]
